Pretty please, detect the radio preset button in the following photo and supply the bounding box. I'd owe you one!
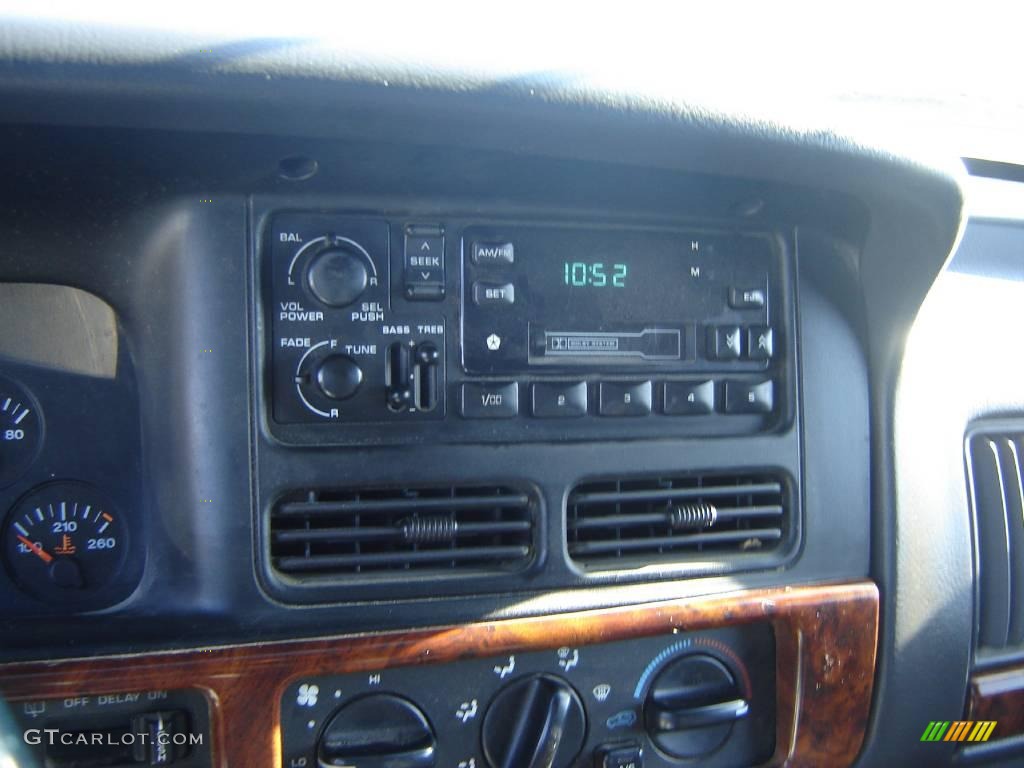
[663,380,715,415]
[472,241,515,265]
[532,381,587,418]
[461,382,518,418]
[725,380,774,414]
[708,326,743,360]
[729,286,766,309]
[599,381,652,417]
[473,281,516,306]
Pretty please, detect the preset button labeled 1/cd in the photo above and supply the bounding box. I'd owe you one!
[461,382,518,418]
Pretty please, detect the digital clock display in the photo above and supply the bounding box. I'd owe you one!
[462,223,774,373]
[563,261,628,288]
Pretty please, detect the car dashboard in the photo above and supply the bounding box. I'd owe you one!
[0,11,1022,768]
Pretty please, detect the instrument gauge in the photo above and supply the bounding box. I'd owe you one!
[3,481,128,601]
[0,375,43,488]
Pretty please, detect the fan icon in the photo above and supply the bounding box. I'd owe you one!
[297,684,319,707]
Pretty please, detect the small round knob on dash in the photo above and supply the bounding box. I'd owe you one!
[644,653,749,759]
[315,355,363,401]
[306,246,369,308]
[317,694,436,768]
[481,674,586,768]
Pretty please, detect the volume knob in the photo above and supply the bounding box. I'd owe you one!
[306,245,369,307]
[481,674,585,768]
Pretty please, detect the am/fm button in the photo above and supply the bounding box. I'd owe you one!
[472,241,515,265]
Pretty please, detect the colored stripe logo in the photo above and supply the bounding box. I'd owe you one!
[921,721,997,742]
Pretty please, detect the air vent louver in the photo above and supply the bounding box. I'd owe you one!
[271,485,535,577]
[967,429,1024,649]
[567,472,789,570]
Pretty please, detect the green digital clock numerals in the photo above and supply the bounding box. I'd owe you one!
[563,261,627,288]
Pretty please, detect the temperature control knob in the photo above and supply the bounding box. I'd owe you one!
[317,694,436,768]
[644,653,749,759]
[305,244,369,307]
[481,674,585,768]
[315,355,363,401]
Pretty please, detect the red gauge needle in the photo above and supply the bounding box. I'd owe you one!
[16,534,53,564]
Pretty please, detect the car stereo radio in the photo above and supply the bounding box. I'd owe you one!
[261,213,793,444]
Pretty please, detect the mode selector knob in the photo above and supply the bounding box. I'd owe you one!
[481,674,586,768]
[315,355,363,401]
[306,244,369,307]
[317,693,436,768]
[644,653,749,760]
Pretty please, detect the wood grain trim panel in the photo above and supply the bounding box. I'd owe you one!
[969,665,1024,739]
[0,580,878,768]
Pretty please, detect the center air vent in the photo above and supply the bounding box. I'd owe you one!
[567,472,790,571]
[271,485,535,578]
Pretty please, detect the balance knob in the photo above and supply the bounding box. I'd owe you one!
[481,674,585,768]
[315,355,363,400]
[644,653,749,759]
[317,694,436,768]
[306,244,369,307]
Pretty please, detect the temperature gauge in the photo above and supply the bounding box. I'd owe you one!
[3,481,128,601]
[0,375,42,487]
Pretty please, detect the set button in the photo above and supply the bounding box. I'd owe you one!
[472,281,515,306]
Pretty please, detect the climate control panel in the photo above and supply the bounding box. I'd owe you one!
[279,623,775,768]
[263,212,792,443]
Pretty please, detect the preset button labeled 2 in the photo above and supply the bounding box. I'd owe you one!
[460,382,518,418]
[532,382,587,418]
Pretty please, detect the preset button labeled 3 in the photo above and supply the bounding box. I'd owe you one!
[599,382,652,417]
